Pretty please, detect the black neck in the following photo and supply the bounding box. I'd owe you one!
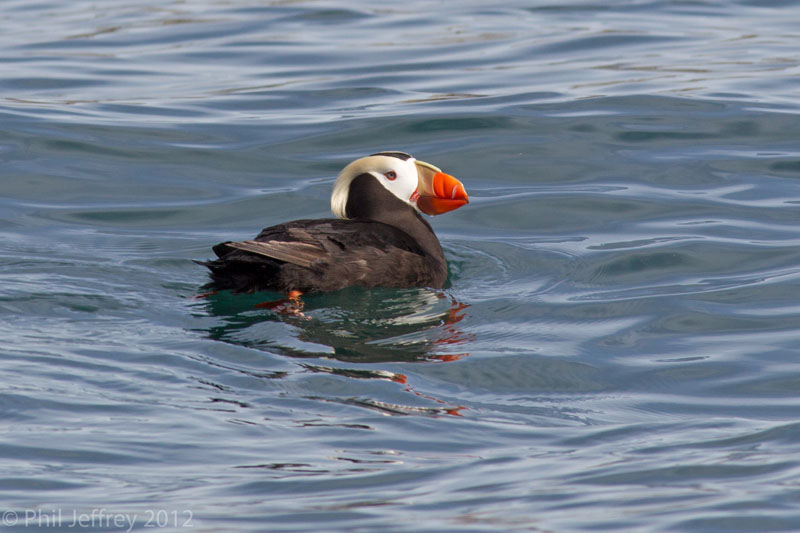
[345,174,445,262]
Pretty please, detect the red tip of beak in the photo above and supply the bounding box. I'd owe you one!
[417,172,469,216]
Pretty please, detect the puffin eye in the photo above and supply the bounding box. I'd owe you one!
[384,170,397,181]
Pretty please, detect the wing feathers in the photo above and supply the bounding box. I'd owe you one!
[226,240,325,269]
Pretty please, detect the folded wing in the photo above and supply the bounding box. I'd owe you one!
[224,239,325,269]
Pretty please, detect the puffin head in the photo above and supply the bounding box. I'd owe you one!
[330,151,468,220]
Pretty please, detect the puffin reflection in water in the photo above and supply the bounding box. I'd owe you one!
[199,152,469,295]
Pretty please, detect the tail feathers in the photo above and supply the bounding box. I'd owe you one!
[194,254,282,294]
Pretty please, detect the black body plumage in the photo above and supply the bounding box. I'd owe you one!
[200,169,449,294]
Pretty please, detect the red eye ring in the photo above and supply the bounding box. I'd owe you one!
[384,171,397,181]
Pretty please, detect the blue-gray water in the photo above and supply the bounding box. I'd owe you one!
[2,1,800,531]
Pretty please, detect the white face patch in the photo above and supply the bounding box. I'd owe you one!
[331,154,420,219]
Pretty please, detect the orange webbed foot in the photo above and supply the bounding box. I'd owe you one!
[255,290,308,318]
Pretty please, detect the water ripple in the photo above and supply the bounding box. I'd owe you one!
[3,0,800,531]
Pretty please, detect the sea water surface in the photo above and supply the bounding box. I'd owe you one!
[2,1,800,531]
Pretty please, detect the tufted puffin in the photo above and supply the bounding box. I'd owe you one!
[199,152,468,294]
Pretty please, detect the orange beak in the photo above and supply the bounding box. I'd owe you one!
[413,160,469,216]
